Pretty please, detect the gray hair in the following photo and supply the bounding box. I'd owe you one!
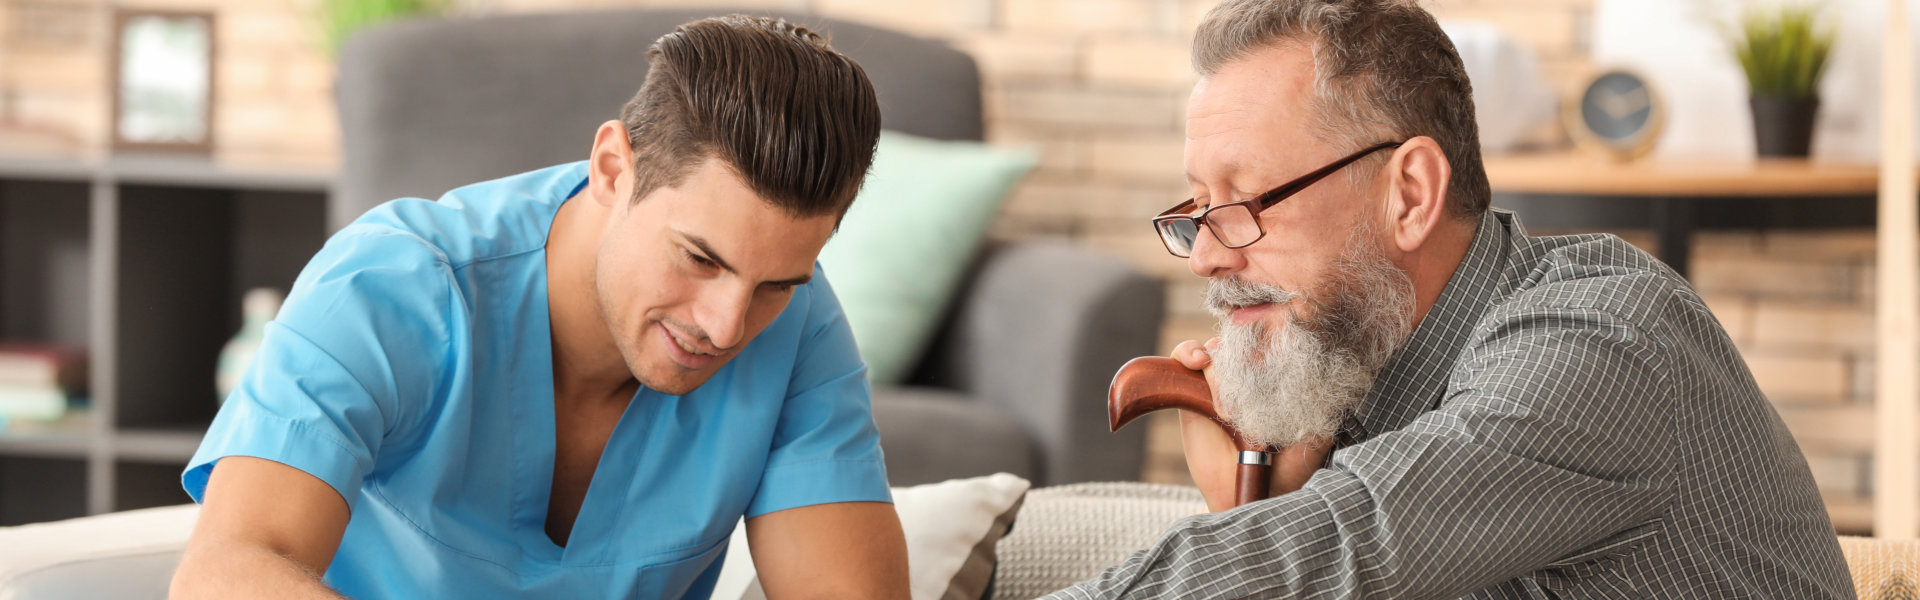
[1193,0,1490,218]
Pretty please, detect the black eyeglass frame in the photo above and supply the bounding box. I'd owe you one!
[1152,141,1405,258]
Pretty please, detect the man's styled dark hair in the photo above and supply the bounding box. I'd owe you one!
[619,15,881,220]
[1194,0,1490,219]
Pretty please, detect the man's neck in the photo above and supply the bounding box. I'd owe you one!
[546,193,640,400]
[1403,215,1480,329]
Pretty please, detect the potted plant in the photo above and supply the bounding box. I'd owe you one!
[318,0,447,56]
[1728,3,1834,157]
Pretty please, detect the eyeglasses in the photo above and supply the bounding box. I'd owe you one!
[1152,141,1403,258]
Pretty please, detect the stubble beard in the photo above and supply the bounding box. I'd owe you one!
[1203,223,1418,449]
[592,257,680,396]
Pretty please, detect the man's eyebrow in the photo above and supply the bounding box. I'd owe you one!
[765,271,813,288]
[1186,159,1246,189]
[679,231,813,287]
[680,232,737,274]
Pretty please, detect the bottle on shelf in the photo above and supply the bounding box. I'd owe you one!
[216,288,283,405]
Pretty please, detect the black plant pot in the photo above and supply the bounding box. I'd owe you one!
[1749,95,1820,158]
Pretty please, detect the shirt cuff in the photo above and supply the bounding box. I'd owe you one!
[181,408,368,511]
[746,458,892,518]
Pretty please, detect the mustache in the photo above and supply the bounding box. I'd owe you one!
[1203,277,1301,319]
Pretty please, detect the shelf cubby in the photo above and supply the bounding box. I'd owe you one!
[0,155,331,519]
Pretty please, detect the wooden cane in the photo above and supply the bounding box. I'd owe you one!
[1107,356,1276,507]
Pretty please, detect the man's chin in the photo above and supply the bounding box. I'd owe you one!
[635,372,709,396]
[1216,316,1290,359]
[632,358,725,396]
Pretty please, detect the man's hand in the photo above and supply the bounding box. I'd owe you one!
[745,501,909,599]
[170,457,351,599]
[1171,338,1334,513]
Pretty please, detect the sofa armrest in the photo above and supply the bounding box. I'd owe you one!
[0,504,198,599]
[908,242,1165,485]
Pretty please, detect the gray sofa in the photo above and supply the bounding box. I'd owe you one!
[333,9,1163,486]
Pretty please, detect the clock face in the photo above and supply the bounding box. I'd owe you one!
[1580,72,1655,145]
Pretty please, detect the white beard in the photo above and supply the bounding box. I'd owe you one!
[1204,224,1416,449]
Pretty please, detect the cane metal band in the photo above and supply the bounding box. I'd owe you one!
[1239,450,1273,466]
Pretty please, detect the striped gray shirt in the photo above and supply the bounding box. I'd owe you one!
[1046,209,1854,599]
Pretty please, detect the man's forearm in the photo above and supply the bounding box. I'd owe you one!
[1044,476,1366,599]
[170,545,347,600]
[747,502,909,599]
[1048,439,1670,599]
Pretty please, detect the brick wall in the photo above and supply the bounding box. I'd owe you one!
[0,0,1880,532]
[1692,229,1877,532]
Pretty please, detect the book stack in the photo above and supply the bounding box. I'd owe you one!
[0,345,86,423]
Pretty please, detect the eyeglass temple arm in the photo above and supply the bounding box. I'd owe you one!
[1251,141,1404,212]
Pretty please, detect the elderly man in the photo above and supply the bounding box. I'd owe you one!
[1051,0,1854,598]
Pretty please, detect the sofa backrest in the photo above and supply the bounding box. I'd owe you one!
[333,8,983,230]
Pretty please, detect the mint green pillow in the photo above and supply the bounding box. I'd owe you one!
[819,131,1038,385]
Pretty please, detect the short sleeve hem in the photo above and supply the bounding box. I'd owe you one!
[745,459,892,518]
[182,409,369,511]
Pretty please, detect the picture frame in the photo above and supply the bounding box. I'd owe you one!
[110,9,217,154]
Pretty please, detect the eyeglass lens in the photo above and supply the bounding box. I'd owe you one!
[1158,203,1260,257]
[1158,218,1199,256]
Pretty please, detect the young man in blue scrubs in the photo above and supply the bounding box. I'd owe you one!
[169,15,907,599]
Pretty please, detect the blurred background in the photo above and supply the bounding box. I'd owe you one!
[0,0,1909,535]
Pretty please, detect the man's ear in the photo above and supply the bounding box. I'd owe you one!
[587,120,635,208]
[1381,135,1452,254]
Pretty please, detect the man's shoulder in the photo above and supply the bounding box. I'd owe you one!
[343,162,586,268]
[1492,229,1704,331]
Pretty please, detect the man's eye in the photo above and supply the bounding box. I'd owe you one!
[684,250,717,268]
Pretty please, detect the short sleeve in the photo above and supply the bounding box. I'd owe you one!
[746,268,892,518]
[182,226,456,510]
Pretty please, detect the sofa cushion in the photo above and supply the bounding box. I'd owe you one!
[996,486,1916,599]
[334,9,990,230]
[1840,535,1919,600]
[990,483,1205,600]
[872,387,1037,486]
[711,473,1031,600]
[818,131,1037,385]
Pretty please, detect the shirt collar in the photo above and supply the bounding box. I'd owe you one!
[1347,208,1516,441]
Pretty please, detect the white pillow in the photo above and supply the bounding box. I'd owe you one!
[712,473,1031,600]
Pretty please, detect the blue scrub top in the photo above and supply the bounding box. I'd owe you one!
[182,162,891,598]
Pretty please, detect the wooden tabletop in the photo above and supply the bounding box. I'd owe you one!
[1484,152,1883,197]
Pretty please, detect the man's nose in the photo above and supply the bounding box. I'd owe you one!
[695,284,752,350]
[1187,225,1245,279]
